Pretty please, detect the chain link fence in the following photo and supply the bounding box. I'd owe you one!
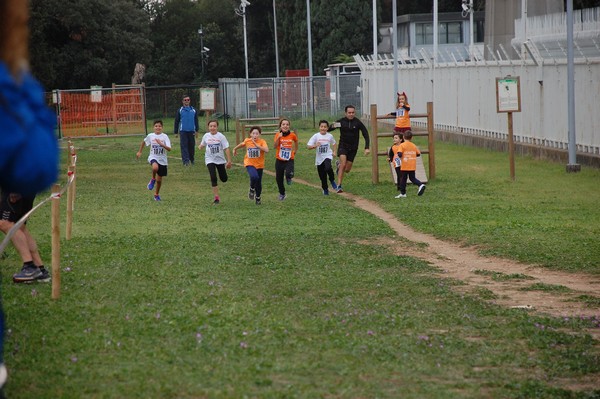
[47,74,363,136]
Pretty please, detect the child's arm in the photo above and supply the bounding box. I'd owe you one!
[273,132,281,149]
[232,141,245,156]
[254,139,269,153]
[136,140,145,159]
[225,147,232,168]
[157,139,171,152]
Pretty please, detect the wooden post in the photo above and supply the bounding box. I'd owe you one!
[427,101,435,179]
[66,167,74,240]
[235,118,241,144]
[370,104,379,184]
[508,112,515,180]
[51,184,61,300]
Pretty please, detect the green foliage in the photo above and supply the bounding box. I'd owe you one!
[29,0,152,89]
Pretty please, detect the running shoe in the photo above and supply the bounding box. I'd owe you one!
[248,188,256,200]
[330,180,338,190]
[36,266,51,282]
[418,184,426,196]
[13,264,42,283]
[278,194,287,201]
[154,195,161,201]
[147,178,156,190]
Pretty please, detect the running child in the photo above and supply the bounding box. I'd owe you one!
[273,118,298,201]
[198,120,232,205]
[307,120,338,195]
[136,120,171,201]
[389,130,426,198]
[232,126,269,205]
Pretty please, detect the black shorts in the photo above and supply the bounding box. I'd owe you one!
[150,160,168,177]
[337,143,358,163]
[0,192,35,223]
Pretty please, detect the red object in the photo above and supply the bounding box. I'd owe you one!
[285,69,309,78]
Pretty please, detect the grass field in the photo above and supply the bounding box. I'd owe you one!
[2,129,599,398]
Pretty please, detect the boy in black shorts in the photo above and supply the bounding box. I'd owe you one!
[0,191,50,283]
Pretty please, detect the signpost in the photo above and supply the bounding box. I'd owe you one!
[200,88,217,127]
[496,76,521,181]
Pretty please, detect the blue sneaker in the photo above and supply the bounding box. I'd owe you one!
[330,180,338,190]
[323,189,329,195]
[13,264,42,283]
[154,195,161,201]
[147,178,156,190]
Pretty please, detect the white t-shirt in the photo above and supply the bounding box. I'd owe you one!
[307,132,336,165]
[144,133,171,165]
[200,132,230,165]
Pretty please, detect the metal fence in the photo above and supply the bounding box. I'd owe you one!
[146,75,362,131]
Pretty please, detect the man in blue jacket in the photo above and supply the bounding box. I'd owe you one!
[174,95,199,166]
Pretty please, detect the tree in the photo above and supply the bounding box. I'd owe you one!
[29,0,152,89]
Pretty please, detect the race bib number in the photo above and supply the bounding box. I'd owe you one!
[396,108,405,117]
[318,144,328,154]
[247,147,260,158]
[152,145,165,155]
[208,143,220,154]
[394,157,401,167]
[279,147,291,160]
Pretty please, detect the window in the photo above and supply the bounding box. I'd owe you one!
[416,22,463,45]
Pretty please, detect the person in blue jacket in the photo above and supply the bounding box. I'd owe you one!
[173,95,199,166]
[0,0,60,393]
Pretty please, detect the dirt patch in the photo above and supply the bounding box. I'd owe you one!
[290,174,600,320]
[345,191,600,319]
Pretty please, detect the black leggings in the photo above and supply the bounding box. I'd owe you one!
[317,158,335,190]
[275,159,294,195]
[207,163,228,187]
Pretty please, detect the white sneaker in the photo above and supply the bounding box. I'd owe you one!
[395,193,407,198]
[417,184,426,196]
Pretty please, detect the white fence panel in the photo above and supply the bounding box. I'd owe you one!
[358,58,600,155]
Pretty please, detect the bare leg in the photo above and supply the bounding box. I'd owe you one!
[337,155,353,187]
[21,226,43,266]
[0,221,33,263]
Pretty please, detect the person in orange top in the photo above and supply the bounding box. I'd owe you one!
[233,126,269,205]
[388,91,411,137]
[273,118,299,201]
[389,130,426,198]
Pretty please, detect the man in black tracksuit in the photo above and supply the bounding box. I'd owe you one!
[328,105,370,192]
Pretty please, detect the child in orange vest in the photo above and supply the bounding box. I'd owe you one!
[388,130,426,198]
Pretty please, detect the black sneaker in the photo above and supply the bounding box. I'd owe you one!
[213,198,220,205]
[248,188,255,200]
[286,177,293,185]
[13,264,42,283]
[36,267,51,282]
[417,184,426,196]
[255,196,261,205]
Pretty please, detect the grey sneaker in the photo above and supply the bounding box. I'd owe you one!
[278,194,287,201]
[13,264,42,283]
[255,196,261,205]
[248,188,255,200]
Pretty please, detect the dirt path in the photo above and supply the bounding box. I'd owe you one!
[290,175,600,320]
